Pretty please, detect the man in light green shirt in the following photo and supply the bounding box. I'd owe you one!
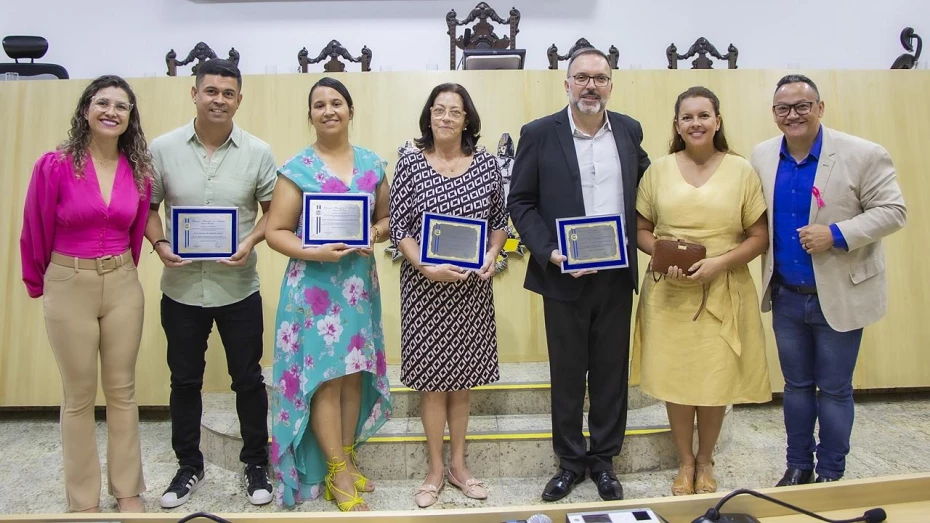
[144,59,276,509]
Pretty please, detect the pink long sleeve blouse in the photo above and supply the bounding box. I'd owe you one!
[20,151,152,298]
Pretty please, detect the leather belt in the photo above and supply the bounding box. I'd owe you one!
[50,250,133,275]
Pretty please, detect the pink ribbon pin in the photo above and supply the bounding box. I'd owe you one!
[812,186,825,208]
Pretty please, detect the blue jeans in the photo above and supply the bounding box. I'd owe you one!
[771,285,863,480]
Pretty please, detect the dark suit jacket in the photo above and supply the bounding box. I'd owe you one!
[506,107,650,301]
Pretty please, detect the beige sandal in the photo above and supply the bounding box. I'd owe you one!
[695,461,718,494]
[117,495,145,513]
[671,464,695,496]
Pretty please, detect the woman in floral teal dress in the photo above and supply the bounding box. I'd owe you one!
[265,77,392,511]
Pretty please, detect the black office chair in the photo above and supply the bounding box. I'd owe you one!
[0,35,69,79]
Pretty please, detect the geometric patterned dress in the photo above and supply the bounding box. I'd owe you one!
[389,149,507,391]
[270,145,392,507]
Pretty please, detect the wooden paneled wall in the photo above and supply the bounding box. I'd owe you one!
[0,70,925,406]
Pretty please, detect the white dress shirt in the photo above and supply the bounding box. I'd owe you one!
[567,107,624,218]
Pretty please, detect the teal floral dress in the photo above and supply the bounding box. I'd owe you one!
[270,145,392,507]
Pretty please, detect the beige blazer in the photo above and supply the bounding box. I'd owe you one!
[750,127,907,332]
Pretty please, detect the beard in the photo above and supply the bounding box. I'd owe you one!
[570,89,604,114]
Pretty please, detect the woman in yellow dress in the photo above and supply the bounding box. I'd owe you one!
[632,86,771,496]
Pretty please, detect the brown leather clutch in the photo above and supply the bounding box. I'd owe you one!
[651,239,708,321]
[651,239,706,275]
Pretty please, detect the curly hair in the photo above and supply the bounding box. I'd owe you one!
[58,75,152,194]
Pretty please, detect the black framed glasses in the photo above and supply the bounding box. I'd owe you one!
[773,101,815,117]
[571,73,611,87]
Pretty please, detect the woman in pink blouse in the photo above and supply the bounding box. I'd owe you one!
[20,75,153,513]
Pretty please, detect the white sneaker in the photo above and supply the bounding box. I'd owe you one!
[244,464,273,506]
[160,466,205,509]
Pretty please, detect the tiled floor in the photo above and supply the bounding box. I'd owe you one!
[2,392,929,515]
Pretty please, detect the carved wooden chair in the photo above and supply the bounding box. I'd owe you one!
[166,42,239,76]
[666,37,738,69]
[548,38,618,70]
[891,27,922,69]
[446,2,521,69]
[298,40,372,73]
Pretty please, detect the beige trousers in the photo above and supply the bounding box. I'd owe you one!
[42,251,146,511]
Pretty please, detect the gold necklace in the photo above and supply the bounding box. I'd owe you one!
[91,154,118,169]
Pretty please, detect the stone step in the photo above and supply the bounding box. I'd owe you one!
[200,392,733,479]
[262,363,658,417]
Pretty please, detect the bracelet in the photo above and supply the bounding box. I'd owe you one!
[151,239,169,253]
[371,226,381,244]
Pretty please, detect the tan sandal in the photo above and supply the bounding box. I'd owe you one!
[671,464,695,496]
[695,461,718,494]
[117,495,145,513]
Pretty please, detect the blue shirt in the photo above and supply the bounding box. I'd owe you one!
[772,126,847,286]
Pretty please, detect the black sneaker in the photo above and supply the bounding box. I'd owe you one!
[244,464,273,505]
[160,465,205,508]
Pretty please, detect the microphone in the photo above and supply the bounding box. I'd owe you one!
[691,488,886,523]
[503,516,552,523]
[862,509,888,523]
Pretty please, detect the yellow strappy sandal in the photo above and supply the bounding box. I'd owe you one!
[324,458,367,512]
[343,444,374,492]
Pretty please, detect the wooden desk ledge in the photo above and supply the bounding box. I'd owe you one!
[3,473,928,523]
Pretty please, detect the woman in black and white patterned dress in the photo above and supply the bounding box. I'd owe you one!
[389,83,508,507]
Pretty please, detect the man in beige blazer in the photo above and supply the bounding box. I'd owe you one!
[751,75,906,487]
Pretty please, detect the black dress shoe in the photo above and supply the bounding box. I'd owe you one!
[591,470,624,501]
[541,469,583,502]
[775,467,814,487]
[815,476,839,483]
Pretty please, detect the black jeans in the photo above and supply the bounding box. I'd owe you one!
[162,292,268,470]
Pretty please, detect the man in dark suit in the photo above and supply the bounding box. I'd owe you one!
[507,48,650,502]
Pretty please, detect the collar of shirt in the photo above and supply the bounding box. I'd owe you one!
[567,106,611,139]
[779,125,823,165]
[184,118,243,149]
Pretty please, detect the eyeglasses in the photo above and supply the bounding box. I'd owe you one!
[773,101,815,117]
[571,74,611,87]
[91,97,133,114]
[430,106,465,120]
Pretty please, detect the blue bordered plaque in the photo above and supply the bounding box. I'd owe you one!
[171,206,239,260]
[555,214,628,273]
[302,192,371,248]
[419,212,487,271]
